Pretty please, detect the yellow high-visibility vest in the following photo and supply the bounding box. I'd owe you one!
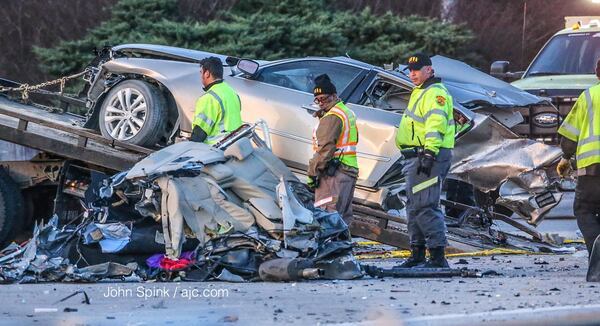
[558,84,600,172]
[396,82,455,154]
[192,81,242,145]
[314,102,359,169]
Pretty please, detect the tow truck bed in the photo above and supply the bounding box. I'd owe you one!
[0,97,150,171]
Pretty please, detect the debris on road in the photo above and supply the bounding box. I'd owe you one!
[0,128,361,283]
[361,265,492,278]
[54,290,90,305]
[0,124,582,284]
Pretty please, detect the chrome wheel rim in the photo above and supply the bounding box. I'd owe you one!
[103,88,147,140]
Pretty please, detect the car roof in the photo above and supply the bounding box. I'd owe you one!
[555,25,600,36]
[264,55,409,80]
[330,56,379,69]
[263,55,378,70]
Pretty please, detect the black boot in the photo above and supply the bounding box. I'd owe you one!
[417,247,449,268]
[395,245,426,268]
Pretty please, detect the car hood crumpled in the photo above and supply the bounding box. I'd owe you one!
[398,56,550,108]
[450,113,564,224]
[451,113,562,192]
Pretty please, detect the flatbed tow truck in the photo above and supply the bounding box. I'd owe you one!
[0,86,556,254]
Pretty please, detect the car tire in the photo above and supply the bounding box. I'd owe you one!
[0,168,24,247]
[99,80,167,147]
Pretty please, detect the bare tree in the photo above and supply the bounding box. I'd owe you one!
[0,0,118,83]
[441,0,457,22]
[453,0,600,70]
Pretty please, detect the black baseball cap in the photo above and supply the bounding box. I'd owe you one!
[313,74,337,96]
[403,53,432,71]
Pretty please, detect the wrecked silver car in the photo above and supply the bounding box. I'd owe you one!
[83,44,568,224]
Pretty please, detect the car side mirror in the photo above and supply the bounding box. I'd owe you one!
[237,59,259,78]
[490,61,509,77]
[490,61,524,81]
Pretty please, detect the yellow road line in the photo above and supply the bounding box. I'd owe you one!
[355,248,541,260]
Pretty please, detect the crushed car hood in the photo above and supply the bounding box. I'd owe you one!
[451,113,564,224]
[398,56,550,108]
[431,56,550,108]
[451,113,562,192]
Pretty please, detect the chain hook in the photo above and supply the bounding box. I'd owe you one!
[59,77,66,95]
[21,84,30,101]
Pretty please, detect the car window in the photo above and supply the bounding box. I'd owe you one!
[527,33,600,76]
[257,60,362,94]
[359,78,412,113]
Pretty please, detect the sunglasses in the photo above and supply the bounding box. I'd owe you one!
[314,95,331,104]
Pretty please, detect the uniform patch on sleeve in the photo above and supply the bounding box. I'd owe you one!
[436,96,446,106]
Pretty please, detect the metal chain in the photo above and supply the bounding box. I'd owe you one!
[0,69,90,101]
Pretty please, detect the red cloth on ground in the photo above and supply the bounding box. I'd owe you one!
[159,257,194,271]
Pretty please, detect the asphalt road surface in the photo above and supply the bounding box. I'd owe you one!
[0,252,598,326]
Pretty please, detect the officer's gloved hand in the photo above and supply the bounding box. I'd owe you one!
[307,176,319,190]
[417,151,435,177]
[556,157,572,178]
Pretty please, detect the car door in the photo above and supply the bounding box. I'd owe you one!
[228,59,364,171]
[344,72,408,187]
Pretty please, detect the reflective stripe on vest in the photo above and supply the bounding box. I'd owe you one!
[396,82,455,153]
[335,145,357,156]
[560,121,581,137]
[587,90,595,136]
[328,106,356,146]
[195,113,215,128]
[407,84,445,115]
[404,84,455,128]
[207,90,226,134]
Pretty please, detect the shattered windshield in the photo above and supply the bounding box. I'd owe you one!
[526,33,600,77]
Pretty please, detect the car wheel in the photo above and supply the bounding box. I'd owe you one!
[99,80,167,147]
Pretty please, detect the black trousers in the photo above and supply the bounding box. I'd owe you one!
[574,175,600,254]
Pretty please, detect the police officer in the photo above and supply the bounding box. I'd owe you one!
[308,74,359,224]
[557,58,600,270]
[191,56,242,144]
[395,53,454,268]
